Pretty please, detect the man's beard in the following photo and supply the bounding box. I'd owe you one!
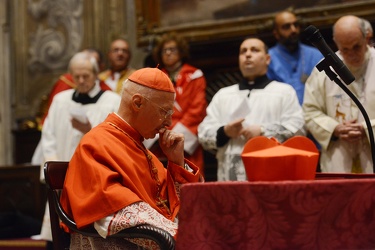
[279,35,299,52]
[346,49,369,79]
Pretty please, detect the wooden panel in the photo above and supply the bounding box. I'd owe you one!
[0,164,47,221]
[12,129,40,164]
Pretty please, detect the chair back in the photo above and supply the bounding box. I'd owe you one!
[44,161,176,250]
[44,161,68,191]
[44,161,71,250]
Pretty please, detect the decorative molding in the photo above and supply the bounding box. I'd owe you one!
[27,0,83,72]
[135,0,375,47]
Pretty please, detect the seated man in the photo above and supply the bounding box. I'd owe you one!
[38,51,121,247]
[145,32,207,171]
[60,68,202,249]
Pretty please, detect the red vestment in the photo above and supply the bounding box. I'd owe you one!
[60,113,201,229]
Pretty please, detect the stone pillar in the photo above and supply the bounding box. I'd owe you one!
[0,0,12,165]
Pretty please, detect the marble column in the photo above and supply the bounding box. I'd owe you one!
[0,0,12,165]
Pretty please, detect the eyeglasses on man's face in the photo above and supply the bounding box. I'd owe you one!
[142,95,174,119]
[162,47,178,54]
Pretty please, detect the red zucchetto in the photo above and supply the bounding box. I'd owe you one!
[128,67,175,93]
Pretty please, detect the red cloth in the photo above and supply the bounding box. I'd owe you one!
[42,73,111,124]
[60,113,201,229]
[176,180,375,249]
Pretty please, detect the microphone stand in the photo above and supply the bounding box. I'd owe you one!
[316,59,375,173]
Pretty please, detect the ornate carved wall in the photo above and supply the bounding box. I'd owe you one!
[11,0,141,121]
[2,0,374,165]
[1,0,146,164]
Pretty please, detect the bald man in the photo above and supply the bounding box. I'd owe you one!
[303,15,375,173]
[98,38,136,94]
[38,51,121,245]
[267,10,323,105]
[60,68,202,249]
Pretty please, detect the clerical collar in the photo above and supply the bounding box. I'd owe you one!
[239,75,271,91]
[87,80,101,97]
[72,80,104,104]
[113,112,132,130]
[112,112,144,143]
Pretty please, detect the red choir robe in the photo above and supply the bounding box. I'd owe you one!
[60,113,201,230]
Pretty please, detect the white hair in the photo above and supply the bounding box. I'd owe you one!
[362,18,373,37]
[68,51,99,74]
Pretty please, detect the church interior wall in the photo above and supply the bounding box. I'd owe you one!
[0,0,374,168]
[0,0,375,232]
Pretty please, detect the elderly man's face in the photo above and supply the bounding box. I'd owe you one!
[137,91,175,139]
[71,60,96,94]
[238,38,270,81]
[335,30,367,69]
[333,16,369,70]
[108,39,131,72]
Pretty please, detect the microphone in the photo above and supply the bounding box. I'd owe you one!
[304,25,355,85]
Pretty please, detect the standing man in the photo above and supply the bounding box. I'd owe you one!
[39,52,121,248]
[60,68,202,249]
[268,10,323,105]
[39,48,110,125]
[198,37,305,181]
[98,38,136,94]
[303,15,375,173]
[32,48,111,165]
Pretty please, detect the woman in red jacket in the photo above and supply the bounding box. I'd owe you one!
[148,32,207,172]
